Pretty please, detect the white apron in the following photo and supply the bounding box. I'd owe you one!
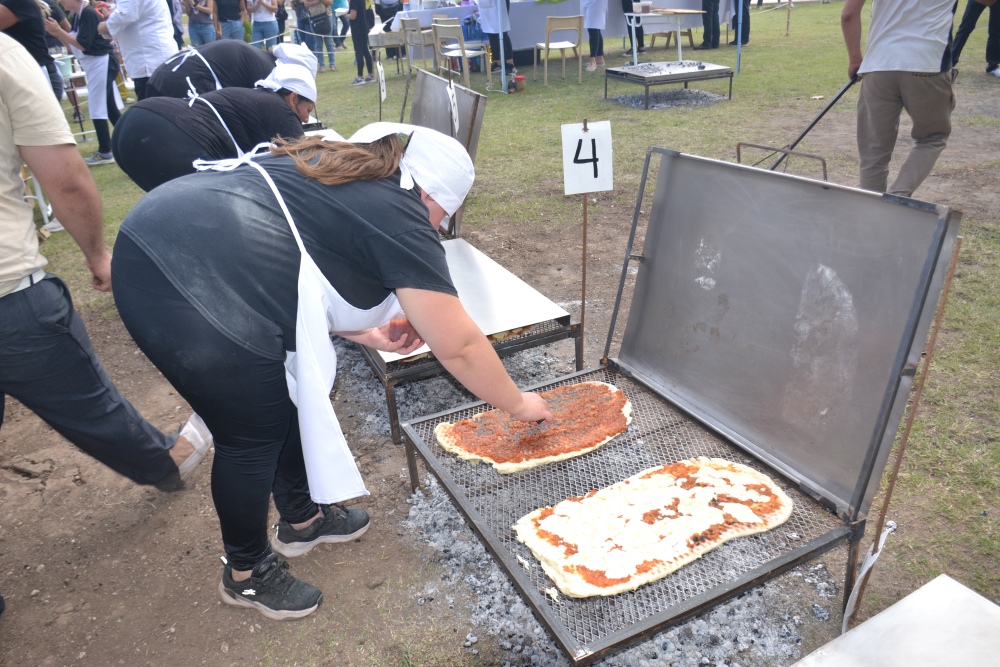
[581,0,607,31]
[69,46,123,120]
[163,48,224,97]
[195,145,400,503]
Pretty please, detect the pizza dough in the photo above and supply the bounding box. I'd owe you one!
[513,457,794,598]
[434,381,632,474]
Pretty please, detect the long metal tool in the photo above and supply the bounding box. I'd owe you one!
[770,76,857,172]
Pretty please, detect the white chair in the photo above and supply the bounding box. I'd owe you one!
[533,15,584,85]
[401,17,434,70]
[432,22,490,89]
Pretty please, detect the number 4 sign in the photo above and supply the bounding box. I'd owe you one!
[561,121,613,196]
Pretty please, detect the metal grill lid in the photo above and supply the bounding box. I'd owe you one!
[614,150,959,519]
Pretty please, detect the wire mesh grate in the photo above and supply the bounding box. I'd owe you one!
[406,367,846,653]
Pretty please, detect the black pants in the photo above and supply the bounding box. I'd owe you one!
[588,28,603,58]
[111,107,209,192]
[93,55,123,153]
[731,0,750,45]
[351,16,373,76]
[133,77,151,100]
[953,0,1000,69]
[0,274,176,485]
[701,0,720,48]
[376,2,401,58]
[112,235,319,572]
[621,0,643,51]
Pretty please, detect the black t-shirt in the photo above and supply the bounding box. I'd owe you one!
[120,155,456,359]
[216,0,244,21]
[146,39,278,98]
[72,5,114,57]
[1,0,52,65]
[348,0,369,29]
[135,87,304,159]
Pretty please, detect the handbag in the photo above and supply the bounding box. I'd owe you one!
[307,1,331,17]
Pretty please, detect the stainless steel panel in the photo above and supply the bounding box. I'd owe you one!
[379,238,569,363]
[794,575,1000,667]
[617,150,959,518]
[408,69,486,236]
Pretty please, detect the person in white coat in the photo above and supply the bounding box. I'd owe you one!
[97,0,178,99]
[581,0,606,71]
[110,123,553,620]
[476,0,515,74]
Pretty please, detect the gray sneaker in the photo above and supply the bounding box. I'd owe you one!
[271,504,370,558]
[218,553,322,620]
[84,150,115,166]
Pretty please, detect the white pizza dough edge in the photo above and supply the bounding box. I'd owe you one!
[433,381,632,474]
[513,457,794,598]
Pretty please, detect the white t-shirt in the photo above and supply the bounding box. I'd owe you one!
[858,0,955,74]
[0,34,73,297]
[105,0,179,77]
[248,0,277,23]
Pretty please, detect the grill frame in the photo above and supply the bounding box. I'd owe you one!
[403,365,854,665]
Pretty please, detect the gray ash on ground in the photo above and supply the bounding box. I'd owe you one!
[333,339,577,438]
[614,89,728,109]
[404,476,840,667]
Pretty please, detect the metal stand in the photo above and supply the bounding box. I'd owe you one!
[605,63,733,109]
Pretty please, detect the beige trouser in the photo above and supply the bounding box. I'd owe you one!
[856,70,955,198]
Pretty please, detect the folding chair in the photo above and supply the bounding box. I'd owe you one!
[533,15,584,85]
[432,22,489,89]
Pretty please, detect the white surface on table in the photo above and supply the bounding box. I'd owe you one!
[793,575,1000,667]
[378,238,569,363]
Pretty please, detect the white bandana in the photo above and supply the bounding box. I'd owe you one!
[255,63,317,103]
[348,122,475,216]
[272,43,319,77]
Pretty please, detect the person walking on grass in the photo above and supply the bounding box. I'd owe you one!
[346,0,373,85]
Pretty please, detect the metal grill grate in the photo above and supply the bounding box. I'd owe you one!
[405,367,847,662]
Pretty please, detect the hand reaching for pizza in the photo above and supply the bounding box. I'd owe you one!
[509,392,553,424]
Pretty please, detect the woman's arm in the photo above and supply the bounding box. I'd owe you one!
[44,16,84,51]
[395,288,553,422]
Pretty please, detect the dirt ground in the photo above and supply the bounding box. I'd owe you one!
[1,71,997,666]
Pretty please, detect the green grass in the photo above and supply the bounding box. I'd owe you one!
[46,0,1000,647]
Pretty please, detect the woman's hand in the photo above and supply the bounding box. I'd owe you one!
[508,392,553,423]
[333,324,425,355]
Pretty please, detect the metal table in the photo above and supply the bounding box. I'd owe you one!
[625,9,703,63]
[605,61,733,109]
[402,148,960,664]
[360,238,583,491]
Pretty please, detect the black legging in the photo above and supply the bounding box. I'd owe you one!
[620,0,643,51]
[588,28,603,58]
[487,0,514,69]
[94,55,123,153]
[111,107,210,192]
[112,234,319,572]
[350,14,373,76]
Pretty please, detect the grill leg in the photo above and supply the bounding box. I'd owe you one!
[842,518,866,613]
[386,384,421,492]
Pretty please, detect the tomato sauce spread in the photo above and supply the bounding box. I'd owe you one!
[445,383,628,464]
[532,508,579,557]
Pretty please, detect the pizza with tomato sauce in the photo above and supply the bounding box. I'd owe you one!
[433,381,632,474]
[513,457,794,598]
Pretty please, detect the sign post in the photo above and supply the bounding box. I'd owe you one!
[561,119,613,366]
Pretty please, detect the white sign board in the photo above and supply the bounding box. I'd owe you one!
[377,61,386,102]
[561,121,613,196]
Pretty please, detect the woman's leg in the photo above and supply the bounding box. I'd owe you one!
[105,56,122,127]
[352,25,367,77]
[111,235,318,572]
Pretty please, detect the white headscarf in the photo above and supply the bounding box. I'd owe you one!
[255,63,317,103]
[348,122,475,216]
[272,43,319,77]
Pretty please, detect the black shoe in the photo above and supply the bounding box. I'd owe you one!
[218,553,322,621]
[729,40,750,46]
[271,504,370,558]
[693,42,718,50]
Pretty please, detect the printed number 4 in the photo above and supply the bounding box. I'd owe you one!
[573,138,599,179]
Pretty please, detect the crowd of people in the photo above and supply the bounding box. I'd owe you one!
[0,0,995,628]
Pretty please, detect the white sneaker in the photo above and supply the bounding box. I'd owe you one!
[176,413,213,479]
[988,67,1000,78]
[41,219,64,233]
